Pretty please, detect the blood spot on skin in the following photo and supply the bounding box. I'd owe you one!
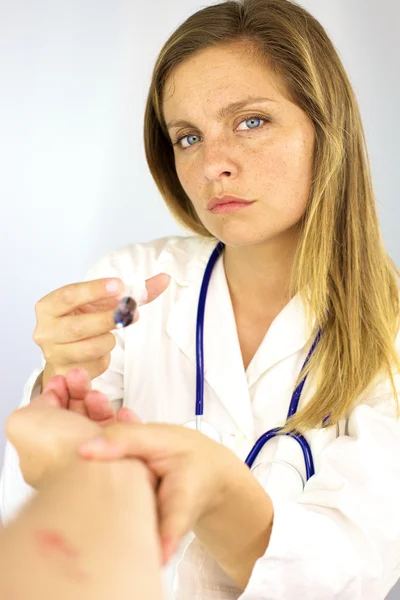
[35,529,78,557]
[34,529,89,583]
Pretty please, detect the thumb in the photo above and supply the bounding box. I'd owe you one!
[144,273,170,304]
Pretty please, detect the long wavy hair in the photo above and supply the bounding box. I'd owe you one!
[143,0,400,433]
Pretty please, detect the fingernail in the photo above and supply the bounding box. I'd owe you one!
[106,279,120,293]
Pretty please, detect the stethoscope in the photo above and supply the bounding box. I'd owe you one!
[185,241,323,492]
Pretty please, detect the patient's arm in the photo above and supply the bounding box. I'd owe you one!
[0,456,163,600]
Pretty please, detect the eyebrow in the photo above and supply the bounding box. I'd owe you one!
[165,96,277,131]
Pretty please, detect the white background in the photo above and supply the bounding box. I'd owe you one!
[0,0,399,597]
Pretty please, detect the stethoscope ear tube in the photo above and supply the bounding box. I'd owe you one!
[195,242,322,487]
[195,241,225,418]
[245,429,315,480]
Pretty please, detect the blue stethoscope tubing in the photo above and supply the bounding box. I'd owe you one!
[196,241,321,483]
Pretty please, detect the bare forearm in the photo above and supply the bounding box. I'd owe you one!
[195,468,274,590]
[0,457,163,600]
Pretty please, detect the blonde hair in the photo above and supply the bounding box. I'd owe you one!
[143,0,400,433]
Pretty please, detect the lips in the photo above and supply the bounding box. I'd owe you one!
[207,195,254,210]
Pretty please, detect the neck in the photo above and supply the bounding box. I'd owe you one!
[223,228,300,315]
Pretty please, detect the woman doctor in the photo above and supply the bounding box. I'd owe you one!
[1,0,400,598]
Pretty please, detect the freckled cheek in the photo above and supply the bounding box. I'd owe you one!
[174,137,314,210]
[176,168,193,192]
[175,163,201,202]
[258,141,313,193]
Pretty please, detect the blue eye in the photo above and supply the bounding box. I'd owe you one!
[237,117,263,131]
[173,114,269,149]
[186,135,201,147]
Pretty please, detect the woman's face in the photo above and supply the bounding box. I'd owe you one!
[162,43,316,248]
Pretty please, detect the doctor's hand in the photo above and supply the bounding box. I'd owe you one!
[78,423,260,567]
[33,273,170,388]
[5,369,140,489]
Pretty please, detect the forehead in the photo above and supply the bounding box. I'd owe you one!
[162,43,288,122]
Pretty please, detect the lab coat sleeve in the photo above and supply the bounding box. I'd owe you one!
[0,251,127,526]
[239,380,400,600]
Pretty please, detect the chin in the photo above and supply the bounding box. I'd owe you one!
[206,221,275,248]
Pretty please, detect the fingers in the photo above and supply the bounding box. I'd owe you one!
[65,368,92,396]
[78,425,141,459]
[35,278,125,319]
[27,369,126,431]
[48,309,122,344]
[84,390,116,426]
[42,332,117,367]
[30,388,64,409]
[30,370,91,412]
[65,368,91,416]
[32,375,69,409]
[78,423,189,463]
[77,423,198,566]
[31,368,141,430]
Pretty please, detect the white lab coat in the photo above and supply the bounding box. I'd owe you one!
[1,234,400,599]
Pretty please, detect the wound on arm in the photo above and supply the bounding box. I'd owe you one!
[34,529,89,584]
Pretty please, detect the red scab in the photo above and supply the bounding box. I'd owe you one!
[35,529,79,558]
[34,529,89,583]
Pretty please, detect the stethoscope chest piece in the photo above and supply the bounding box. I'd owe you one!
[250,458,305,500]
[191,242,322,489]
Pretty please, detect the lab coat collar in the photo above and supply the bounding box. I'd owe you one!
[160,236,315,440]
[161,236,254,440]
[155,235,217,286]
[246,292,315,388]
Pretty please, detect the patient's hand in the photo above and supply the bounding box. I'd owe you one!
[43,367,140,427]
[5,369,140,489]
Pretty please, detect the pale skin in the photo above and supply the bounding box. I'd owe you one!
[79,422,274,590]
[6,41,317,595]
[1,371,162,600]
[163,41,315,368]
[6,369,142,489]
[34,273,170,389]
[0,461,163,600]
[5,369,273,591]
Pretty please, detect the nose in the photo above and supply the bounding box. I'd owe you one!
[201,138,239,181]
